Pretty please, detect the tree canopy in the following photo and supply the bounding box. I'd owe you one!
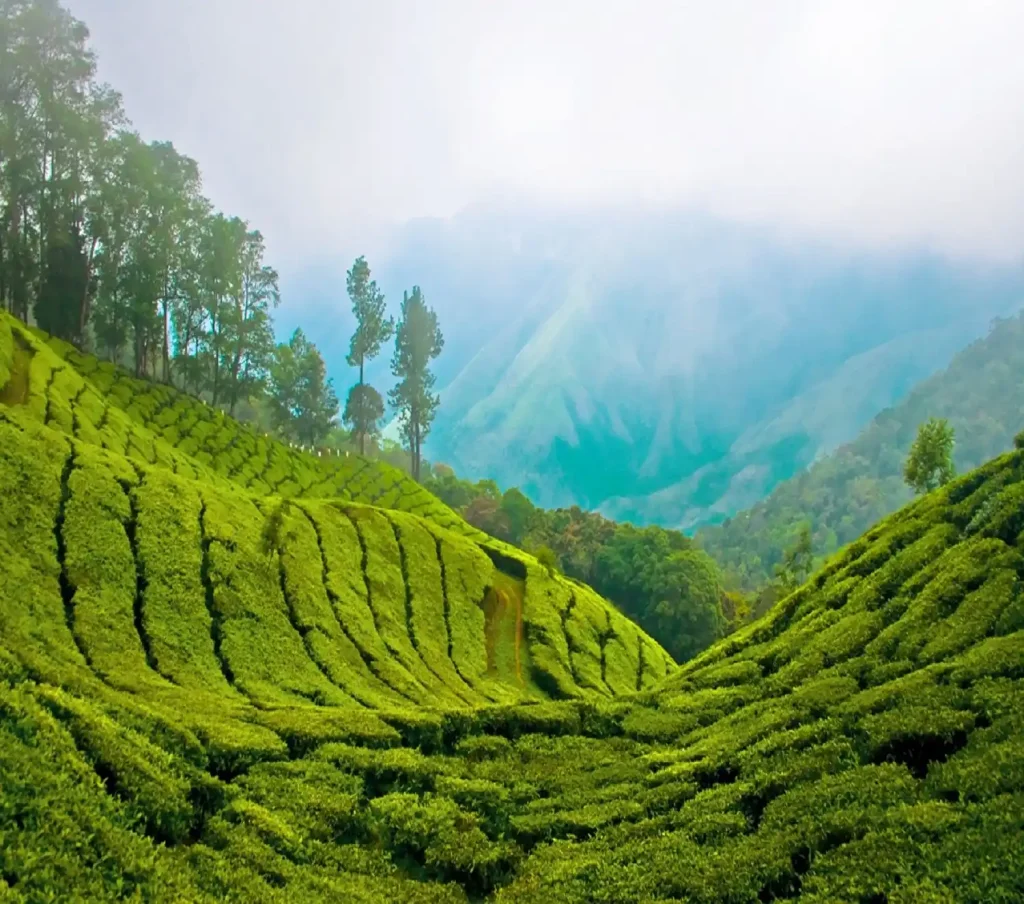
[389,287,443,481]
[343,256,392,454]
[904,416,956,495]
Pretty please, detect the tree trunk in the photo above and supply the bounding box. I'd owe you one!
[0,223,6,313]
[181,322,192,392]
[135,325,145,378]
[411,403,420,481]
[210,318,221,404]
[416,427,422,482]
[358,358,365,455]
[161,281,170,384]
[228,346,243,415]
[78,235,98,346]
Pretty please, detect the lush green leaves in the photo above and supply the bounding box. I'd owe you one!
[268,328,339,446]
[389,286,443,480]
[905,417,957,495]
[3,315,1024,900]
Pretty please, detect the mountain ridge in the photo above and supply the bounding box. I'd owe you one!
[698,309,1024,591]
[353,207,1024,516]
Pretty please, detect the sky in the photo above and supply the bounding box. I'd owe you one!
[66,0,1024,274]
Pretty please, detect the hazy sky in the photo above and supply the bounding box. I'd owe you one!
[67,0,1024,265]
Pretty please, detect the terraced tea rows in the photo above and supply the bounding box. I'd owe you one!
[7,318,478,534]
[0,411,672,708]
[2,312,1022,902]
[0,312,674,707]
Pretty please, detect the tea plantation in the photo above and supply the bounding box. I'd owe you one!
[1,312,1022,902]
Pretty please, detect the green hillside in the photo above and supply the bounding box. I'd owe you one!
[0,313,673,706]
[2,311,1023,900]
[699,310,1024,590]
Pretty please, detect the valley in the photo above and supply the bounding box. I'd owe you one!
[2,312,1023,902]
[3,1,1023,900]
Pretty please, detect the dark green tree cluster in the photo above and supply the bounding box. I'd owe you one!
[341,258,444,479]
[267,329,338,446]
[1,0,338,444]
[772,522,814,595]
[424,466,728,661]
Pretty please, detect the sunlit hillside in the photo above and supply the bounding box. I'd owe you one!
[2,313,1022,901]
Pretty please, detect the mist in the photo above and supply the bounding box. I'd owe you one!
[66,0,1024,271]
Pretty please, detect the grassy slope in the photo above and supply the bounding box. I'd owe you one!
[0,314,671,710]
[698,310,1024,590]
[1,312,1022,902]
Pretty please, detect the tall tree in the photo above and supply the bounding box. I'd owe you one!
[169,195,212,392]
[773,522,813,595]
[2,0,123,335]
[904,417,956,495]
[197,212,245,402]
[223,228,278,413]
[388,286,443,481]
[269,328,339,446]
[344,256,392,454]
[91,131,150,363]
[146,140,202,382]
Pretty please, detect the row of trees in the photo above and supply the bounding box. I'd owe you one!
[2,1,284,409]
[342,258,443,479]
[2,1,446,467]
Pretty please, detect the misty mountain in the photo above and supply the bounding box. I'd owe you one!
[697,309,1024,590]
[315,205,1024,525]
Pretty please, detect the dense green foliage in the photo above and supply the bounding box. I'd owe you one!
[390,287,444,481]
[425,469,730,661]
[699,311,1024,591]
[905,417,956,495]
[3,313,1024,901]
[344,256,393,456]
[0,1,443,464]
[267,328,339,446]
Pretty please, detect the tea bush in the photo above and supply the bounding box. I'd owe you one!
[1,313,1022,901]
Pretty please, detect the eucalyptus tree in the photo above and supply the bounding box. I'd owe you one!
[224,228,279,413]
[343,256,392,454]
[389,286,443,481]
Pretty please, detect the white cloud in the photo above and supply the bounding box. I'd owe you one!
[68,0,1024,262]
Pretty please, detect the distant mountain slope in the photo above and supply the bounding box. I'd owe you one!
[3,338,1023,900]
[365,206,1024,524]
[600,320,996,529]
[698,311,1024,590]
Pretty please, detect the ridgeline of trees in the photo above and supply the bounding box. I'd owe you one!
[1,0,443,469]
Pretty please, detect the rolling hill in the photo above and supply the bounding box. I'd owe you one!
[0,312,673,713]
[699,310,1024,591]
[2,312,1023,901]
